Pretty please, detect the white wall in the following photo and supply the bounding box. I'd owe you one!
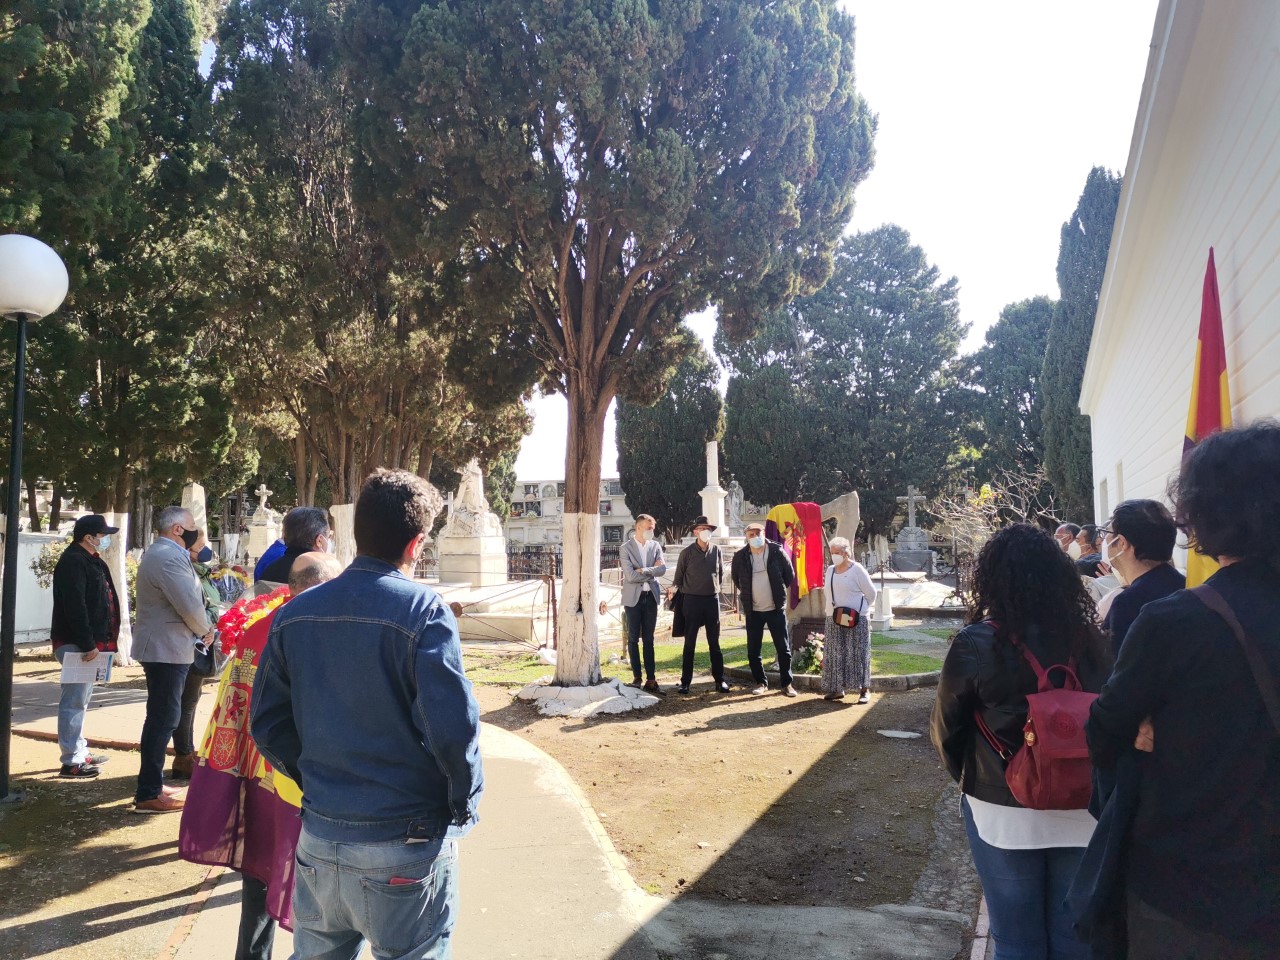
[1081,0,1280,519]
[13,533,63,643]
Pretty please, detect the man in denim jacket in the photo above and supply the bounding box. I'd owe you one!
[252,469,483,960]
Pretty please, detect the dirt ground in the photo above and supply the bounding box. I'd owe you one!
[474,679,957,911]
[0,652,972,960]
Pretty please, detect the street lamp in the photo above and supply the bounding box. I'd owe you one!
[0,235,68,802]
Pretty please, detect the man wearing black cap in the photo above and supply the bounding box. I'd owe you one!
[50,515,122,778]
[668,516,728,694]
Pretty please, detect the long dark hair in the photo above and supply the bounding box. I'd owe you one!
[968,524,1108,668]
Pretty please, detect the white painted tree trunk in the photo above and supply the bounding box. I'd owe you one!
[102,511,133,664]
[554,511,602,686]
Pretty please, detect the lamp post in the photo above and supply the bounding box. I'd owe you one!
[0,235,68,802]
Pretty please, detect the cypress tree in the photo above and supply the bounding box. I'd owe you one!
[1040,167,1122,521]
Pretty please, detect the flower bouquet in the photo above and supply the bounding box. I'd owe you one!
[217,586,291,655]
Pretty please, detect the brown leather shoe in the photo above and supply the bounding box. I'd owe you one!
[169,753,195,781]
[132,794,185,814]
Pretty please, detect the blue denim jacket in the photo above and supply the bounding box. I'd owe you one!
[251,556,483,844]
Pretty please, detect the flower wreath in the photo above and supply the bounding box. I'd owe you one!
[217,585,292,655]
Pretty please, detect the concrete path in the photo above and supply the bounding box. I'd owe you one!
[11,668,967,960]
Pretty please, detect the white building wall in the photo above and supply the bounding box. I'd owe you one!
[1081,0,1280,520]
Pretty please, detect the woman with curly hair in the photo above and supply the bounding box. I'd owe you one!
[931,523,1112,960]
[1087,420,1280,959]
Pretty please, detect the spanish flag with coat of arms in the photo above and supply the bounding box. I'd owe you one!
[1182,248,1232,587]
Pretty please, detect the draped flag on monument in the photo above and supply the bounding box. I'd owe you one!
[1182,247,1232,587]
[765,502,826,607]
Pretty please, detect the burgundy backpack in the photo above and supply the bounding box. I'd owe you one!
[976,626,1097,811]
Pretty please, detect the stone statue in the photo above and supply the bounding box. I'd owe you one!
[726,479,745,534]
[440,460,502,539]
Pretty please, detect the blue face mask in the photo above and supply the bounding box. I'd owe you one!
[197,546,214,564]
[97,535,113,553]
[748,535,765,549]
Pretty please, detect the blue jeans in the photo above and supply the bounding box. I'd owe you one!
[961,796,1089,960]
[625,592,658,680]
[55,647,94,766]
[292,827,459,960]
[135,661,190,802]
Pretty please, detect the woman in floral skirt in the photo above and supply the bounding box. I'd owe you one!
[822,537,877,703]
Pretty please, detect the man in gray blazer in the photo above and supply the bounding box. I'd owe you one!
[131,505,213,813]
[621,513,667,694]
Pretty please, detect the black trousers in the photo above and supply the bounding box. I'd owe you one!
[625,592,658,680]
[236,875,276,960]
[172,667,205,756]
[136,662,189,803]
[680,594,723,688]
[1127,896,1275,960]
[745,608,792,687]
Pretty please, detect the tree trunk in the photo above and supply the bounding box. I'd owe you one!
[294,432,311,506]
[25,478,41,532]
[416,439,434,481]
[553,383,610,686]
[50,484,64,529]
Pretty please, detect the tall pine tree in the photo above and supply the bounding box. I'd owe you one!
[1040,167,1122,521]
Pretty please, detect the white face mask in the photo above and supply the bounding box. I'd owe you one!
[697,529,712,544]
[747,534,765,549]
[831,551,845,563]
[321,535,335,555]
[1102,535,1129,584]
[1066,541,1083,560]
[635,529,651,542]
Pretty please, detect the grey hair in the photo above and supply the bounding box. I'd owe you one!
[155,505,191,533]
[282,507,330,550]
[828,536,851,553]
[288,553,343,593]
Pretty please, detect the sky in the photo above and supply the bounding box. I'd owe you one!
[514,0,1162,481]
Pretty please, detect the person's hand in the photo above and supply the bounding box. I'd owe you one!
[1098,560,1113,577]
[80,648,100,662]
[1134,717,1154,752]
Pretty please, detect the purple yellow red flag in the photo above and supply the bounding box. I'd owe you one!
[1182,248,1232,587]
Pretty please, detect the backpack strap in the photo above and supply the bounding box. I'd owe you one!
[974,708,1015,762]
[989,620,1080,692]
[1192,584,1280,736]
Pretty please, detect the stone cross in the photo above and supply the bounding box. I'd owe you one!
[255,483,273,513]
[897,485,926,528]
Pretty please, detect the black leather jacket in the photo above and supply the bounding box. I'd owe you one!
[930,620,1110,806]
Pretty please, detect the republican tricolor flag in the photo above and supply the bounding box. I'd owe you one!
[1182,247,1232,586]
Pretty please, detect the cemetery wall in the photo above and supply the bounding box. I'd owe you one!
[1081,0,1280,522]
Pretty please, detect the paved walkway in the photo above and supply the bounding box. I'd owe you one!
[12,668,967,960]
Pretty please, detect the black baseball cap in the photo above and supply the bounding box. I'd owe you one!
[72,515,120,540]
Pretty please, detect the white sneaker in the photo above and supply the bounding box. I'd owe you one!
[751,684,768,695]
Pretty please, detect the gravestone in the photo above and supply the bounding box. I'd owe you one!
[246,483,280,567]
[891,485,934,573]
[436,460,505,586]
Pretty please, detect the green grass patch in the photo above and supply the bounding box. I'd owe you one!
[872,649,944,675]
[914,627,960,641]
[871,633,909,646]
[463,639,752,685]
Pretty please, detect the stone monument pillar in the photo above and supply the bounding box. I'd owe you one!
[436,460,506,586]
[246,483,280,568]
[726,478,745,537]
[330,503,356,569]
[698,441,727,535]
[182,482,208,536]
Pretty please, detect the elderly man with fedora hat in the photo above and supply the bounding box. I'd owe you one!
[668,515,728,695]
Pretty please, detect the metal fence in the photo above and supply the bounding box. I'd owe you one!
[505,544,621,578]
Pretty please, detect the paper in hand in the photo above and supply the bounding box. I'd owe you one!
[60,652,113,685]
